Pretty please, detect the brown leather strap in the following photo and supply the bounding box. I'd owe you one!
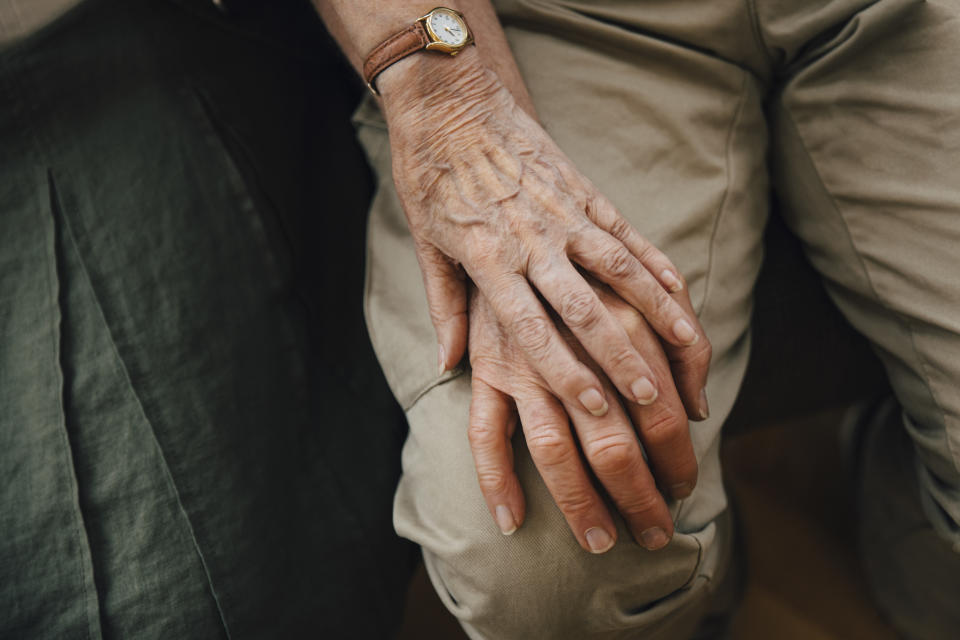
[363,23,431,95]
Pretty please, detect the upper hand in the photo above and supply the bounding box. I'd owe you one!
[382,59,710,420]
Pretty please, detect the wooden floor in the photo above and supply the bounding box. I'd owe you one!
[398,408,899,639]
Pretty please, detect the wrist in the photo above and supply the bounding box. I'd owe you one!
[377,45,505,124]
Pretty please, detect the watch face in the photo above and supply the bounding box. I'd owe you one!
[428,9,468,47]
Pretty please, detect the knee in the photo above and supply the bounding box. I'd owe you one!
[423,518,718,640]
[394,380,727,638]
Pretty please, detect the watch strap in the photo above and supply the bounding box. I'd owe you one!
[363,23,431,95]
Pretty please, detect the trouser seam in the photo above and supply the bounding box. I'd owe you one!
[780,108,960,480]
[697,70,750,318]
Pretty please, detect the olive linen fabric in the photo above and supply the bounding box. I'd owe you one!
[0,1,415,637]
[355,0,960,638]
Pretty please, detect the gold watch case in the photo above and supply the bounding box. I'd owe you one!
[418,7,474,55]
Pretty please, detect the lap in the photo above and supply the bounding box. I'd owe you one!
[359,3,769,638]
[364,1,960,638]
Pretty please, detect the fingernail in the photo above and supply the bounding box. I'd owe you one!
[671,482,693,499]
[640,527,670,550]
[631,377,658,405]
[579,388,609,417]
[585,527,615,554]
[437,343,446,376]
[660,269,683,293]
[673,319,699,346]
[698,388,710,420]
[495,505,517,535]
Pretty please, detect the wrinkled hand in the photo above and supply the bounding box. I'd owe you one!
[382,61,709,419]
[466,278,710,553]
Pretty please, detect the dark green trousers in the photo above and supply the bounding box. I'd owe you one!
[0,1,416,637]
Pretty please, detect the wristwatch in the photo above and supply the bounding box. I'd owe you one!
[362,7,475,96]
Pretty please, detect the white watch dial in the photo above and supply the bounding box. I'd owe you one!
[429,9,467,46]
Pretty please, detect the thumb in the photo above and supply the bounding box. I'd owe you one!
[416,245,468,375]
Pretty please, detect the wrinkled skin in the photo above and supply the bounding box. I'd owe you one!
[381,59,712,552]
[468,279,705,552]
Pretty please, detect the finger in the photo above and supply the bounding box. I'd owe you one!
[515,390,618,554]
[561,385,675,550]
[476,271,610,417]
[416,245,468,375]
[585,200,712,419]
[620,322,699,498]
[585,195,688,297]
[627,398,698,500]
[568,225,704,351]
[528,260,659,406]
[592,284,699,498]
[468,376,525,535]
[664,290,712,421]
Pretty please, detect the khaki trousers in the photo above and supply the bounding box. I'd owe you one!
[354,1,960,637]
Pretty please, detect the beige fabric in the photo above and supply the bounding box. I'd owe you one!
[0,0,82,45]
[355,0,960,637]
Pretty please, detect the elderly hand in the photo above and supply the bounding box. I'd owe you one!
[380,54,710,420]
[466,278,708,552]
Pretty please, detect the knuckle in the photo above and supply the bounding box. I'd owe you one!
[487,276,521,309]
[476,469,512,497]
[585,433,640,477]
[553,364,592,399]
[422,246,453,270]
[469,356,506,381]
[568,216,594,240]
[463,238,497,270]
[640,406,686,450]
[560,289,602,330]
[525,248,563,281]
[570,191,590,216]
[467,419,498,448]
[607,346,639,372]
[607,214,631,237]
[526,427,575,469]
[634,241,660,265]
[554,490,597,518]
[428,300,467,326]
[620,490,664,518]
[511,315,553,354]
[650,288,677,319]
[600,245,637,279]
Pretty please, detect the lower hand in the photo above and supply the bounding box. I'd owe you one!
[466,278,708,553]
